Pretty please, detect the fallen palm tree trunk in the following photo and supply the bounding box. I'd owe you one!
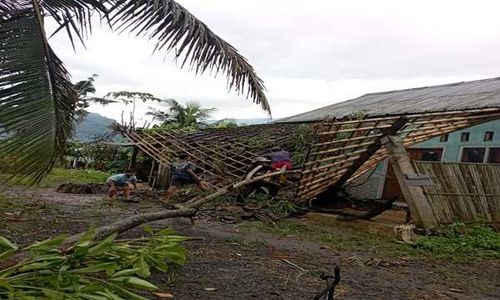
[1,169,297,270]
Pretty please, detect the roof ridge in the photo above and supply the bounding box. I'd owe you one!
[361,76,500,97]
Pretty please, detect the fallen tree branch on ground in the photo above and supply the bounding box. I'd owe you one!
[1,169,298,270]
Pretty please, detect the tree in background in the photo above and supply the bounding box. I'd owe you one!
[211,119,239,128]
[74,74,120,121]
[74,75,97,120]
[147,99,215,130]
[0,0,269,182]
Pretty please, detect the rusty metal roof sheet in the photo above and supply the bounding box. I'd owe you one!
[278,77,500,123]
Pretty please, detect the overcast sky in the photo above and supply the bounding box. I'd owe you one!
[49,0,500,123]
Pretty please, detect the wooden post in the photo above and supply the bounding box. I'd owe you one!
[382,136,438,228]
[155,164,170,190]
[129,146,139,169]
[148,160,156,186]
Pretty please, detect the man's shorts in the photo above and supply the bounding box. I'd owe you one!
[271,161,292,170]
[171,176,198,187]
[107,181,129,188]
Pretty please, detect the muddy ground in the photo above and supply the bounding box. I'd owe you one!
[0,186,499,300]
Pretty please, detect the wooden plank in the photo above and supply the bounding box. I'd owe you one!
[383,136,438,227]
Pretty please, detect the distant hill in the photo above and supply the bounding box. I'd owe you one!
[234,118,271,125]
[73,113,115,141]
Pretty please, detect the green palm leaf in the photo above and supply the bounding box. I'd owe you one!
[0,3,77,182]
[42,0,108,48]
[107,0,270,114]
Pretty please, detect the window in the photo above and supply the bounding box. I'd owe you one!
[488,147,500,163]
[408,148,443,162]
[461,147,486,163]
[461,132,470,142]
[484,131,494,142]
[439,134,449,142]
[421,150,442,162]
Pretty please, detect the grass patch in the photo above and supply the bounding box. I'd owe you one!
[240,219,500,261]
[5,168,111,187]
[412,222,500,260]
[224,237,267,248]
[240,219,390,252]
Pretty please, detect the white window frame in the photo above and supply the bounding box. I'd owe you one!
[457,146,499,163]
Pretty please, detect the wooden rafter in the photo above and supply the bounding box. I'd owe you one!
[122,108,500,204]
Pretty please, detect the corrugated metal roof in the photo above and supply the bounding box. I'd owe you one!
[278,77,500,123]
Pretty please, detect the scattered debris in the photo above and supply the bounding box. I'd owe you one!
[152,291,174,298]
[394,224,416,244]
[281,258,308,272]
[347,254,381,267]
[204,287,217,291]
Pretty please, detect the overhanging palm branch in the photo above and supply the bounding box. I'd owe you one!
[0,2,77,182]
[1,0,269,182]
[107,0,269,113]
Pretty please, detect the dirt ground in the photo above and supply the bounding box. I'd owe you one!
[0,186,499,300]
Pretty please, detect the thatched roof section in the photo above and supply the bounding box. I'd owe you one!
[278,77,500,123]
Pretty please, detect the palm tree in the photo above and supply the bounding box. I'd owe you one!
[0,0,269,182]
[148,99,215,129]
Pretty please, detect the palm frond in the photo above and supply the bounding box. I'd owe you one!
[108,0,270,114]
[0,5,77,182]
[185,101,215,120]
[146,107,170,122]
[41,0,108,48]
[0,1,21,13]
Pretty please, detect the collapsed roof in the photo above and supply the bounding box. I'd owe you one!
[123,77,500,206]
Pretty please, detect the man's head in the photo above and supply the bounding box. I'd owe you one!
[271,146,281,152]
[178,153,189,160]
[125,169,136,177]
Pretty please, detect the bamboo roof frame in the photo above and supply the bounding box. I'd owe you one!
[123,107,500,203]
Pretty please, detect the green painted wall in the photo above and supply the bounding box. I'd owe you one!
[411,119,500,162]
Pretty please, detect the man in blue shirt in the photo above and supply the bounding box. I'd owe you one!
[164,153,209,203]
[106,169,138,200]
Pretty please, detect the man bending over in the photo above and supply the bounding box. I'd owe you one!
[107,169,137,200]
[164,153,209,203]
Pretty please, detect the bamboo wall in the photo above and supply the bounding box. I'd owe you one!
[414,161,500,223]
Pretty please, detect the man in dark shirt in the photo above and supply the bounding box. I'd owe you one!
[269,146,292,170]
[164,153,209,203]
